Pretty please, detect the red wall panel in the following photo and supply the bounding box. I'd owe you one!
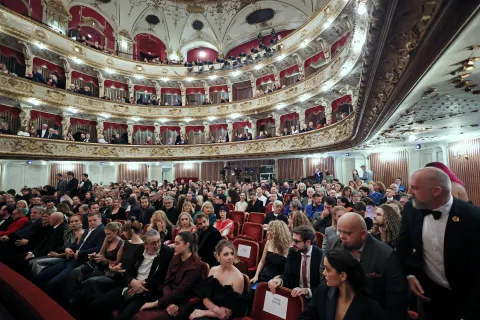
[69,6,115,50]
[133,33,166,61]
[226,30,293,58]
[186,47,218,62]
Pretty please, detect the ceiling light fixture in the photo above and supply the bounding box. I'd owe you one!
[209,75,217,80]
[134,74,144,79]
[159,118,168,123]
[230,113,241,119]
[357,3,367,14]
[184,118,192,123]
[161,77,169,82]
[28,98,41,106]
[186,77,193,81]
[72,57,83,64]
[254,65,263,70]
[408,135,417,142]
[208,116,216,121]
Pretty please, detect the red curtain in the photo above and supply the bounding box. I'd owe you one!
[305,105,325,117]
[134,125,155,132]
[71,118,96,126]
[31,110,62,125]
[209,85,228,93]
[256,118,275,127]
[133,33,166,61]
[104,122,128,130]
[160,126,180,133]
[331,32,351,56]
[226,30,293,58]
[332,95,352,112]
[186,126,204,134]
[256,74,275,86]
[304,52,326,68]
[33,57,64,77]
[72,71,98,86]
[186,47,218,62]
[186,88,205,95]
[69,6,115,50]
[280,112,299,122]
[0,45,25,65]
[0,104,20,117]
[134,85,155,93]
[209,124,228,131]
[104,80,128,91]
[161,88,181,95]
[3,0,43,22]
[233,121,251,130]
[279,65,299,78]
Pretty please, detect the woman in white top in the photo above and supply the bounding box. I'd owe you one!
[17,126,30,136]
[234,192,248,212]
[291,125,299,134]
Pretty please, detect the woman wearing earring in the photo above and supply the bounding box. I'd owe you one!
[175,212,196,233]
[300,249,386,320]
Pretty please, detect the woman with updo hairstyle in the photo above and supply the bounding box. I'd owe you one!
[190,240,246,320]
[148,210,173,243]
[299,249,386,319]
[136,232,204,320]
[176,212,197,233]
[116,217,145,270]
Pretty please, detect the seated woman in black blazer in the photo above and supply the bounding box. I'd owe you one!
[300,249,386,320]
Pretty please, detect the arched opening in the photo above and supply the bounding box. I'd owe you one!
[133,33,166,62]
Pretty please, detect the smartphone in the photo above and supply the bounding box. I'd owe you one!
[366,205,374,219]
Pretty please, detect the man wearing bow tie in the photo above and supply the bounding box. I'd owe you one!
[397,167,480,320]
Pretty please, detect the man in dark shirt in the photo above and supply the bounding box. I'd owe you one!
[195,213,222,268]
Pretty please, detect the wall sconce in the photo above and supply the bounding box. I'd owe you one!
[451,145,469,160]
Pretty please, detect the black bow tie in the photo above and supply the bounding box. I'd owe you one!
[422,209,442,220]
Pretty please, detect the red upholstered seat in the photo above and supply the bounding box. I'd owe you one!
[245,282,306,320]
[315,232,324,247]
[241,222,264,242]
[227,203,234,211]
[247,212,265,225]
[230,221,240,239]
[230,211,246,225]
[233,238,260,275]
[171,228,179,240]
[264,203,273,213]
[283,193,291,204]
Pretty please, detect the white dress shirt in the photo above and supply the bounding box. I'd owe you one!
[78,226,97,250]
[421,196,453,289]
[299,245,313,298]
[136,250,157,281]
[258,195,267,206]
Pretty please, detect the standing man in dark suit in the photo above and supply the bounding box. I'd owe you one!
[130,196,155,226]
[37,124,49,138]
[136,90,150,105]
[396,167,480,320]
[322,212,408,320]
[55,173,68,198]
[66,171,79,197]
[314,166,323,183]
[195,213,222,268]
[78,173,92,201]
[268,226,323,299]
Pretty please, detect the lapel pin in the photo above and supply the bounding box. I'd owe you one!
[452,216,459,222]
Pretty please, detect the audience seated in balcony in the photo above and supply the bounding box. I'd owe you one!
[46,74,58,88]
[1,63,9,74]
[144,136,153,145]
[202,97,212,105]
[0,121,13,135]
[17,125,30,136]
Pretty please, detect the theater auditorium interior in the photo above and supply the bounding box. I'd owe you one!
[0,0,479,319]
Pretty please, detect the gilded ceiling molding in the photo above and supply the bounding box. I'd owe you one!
[0,116,354,161]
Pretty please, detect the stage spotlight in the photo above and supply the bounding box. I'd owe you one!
[416,144,422,150]
[346,153,350,156]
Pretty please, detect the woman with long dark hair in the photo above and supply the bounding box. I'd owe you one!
[300,249,386,320]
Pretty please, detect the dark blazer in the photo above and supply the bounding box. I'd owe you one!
[379,195,400,205]
[0,216,13,231]
[124,244,174,294]
[56,179,68,197]
[36,128,49,138]
[396,199,480,319]
[197,225,223,267]
[163,207,179,225]
[300,285,387,320]
[79,179,93,199]
[66,177,79,196]
[69,224,106,262]
[314,171,324,182]
[32,222,67,257]
[281,245,323,293]
[263,212,288,225]
[325,235,408,320]
[130,206,155,226]
[247,199,265,213]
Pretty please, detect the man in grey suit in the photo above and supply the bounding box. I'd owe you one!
[321,212,408,320]
[360,165,373,184]
[55,173,68,198]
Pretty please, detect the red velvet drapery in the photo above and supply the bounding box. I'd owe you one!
[33,58,64,76]
[255,74,276,86]
[304,52,326,68]
[104,122,128,130]
[279,65,299,78]
[72,71,98,86]
[226,30,293,58]
[305,105,325,117]
[104,80,128,91]
[0,45,25,65]
[70,118,96,126]
[133,33,166,61]
[280,112,299,122]
[186,88,205,95]
[161,88,181,95]
[186,126,204,134]
[160,126,180,133]
[331,95,352,112]
[331,32,351,56]
[233,121,251,130]
[256,118,275,127]
[31,110,62,125]
[209,124,228,131]
[186,47,218,62]
[209,85,228,93]
[134,85,155,93]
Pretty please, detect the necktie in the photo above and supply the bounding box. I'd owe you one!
[422,209,442,220]
[301,254,309,288]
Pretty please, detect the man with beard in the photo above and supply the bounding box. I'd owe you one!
[195,213,222,268]
[396,167,480,320]
[131,196,155,226]
[322,212,408,320]
[149,191,163,210]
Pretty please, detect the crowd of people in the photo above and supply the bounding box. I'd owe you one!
[0,161,477,320]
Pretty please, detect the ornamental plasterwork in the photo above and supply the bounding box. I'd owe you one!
[0,116,354,160]
[0,0,349,79]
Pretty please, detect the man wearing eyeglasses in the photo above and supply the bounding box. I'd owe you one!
[268,225,323,299]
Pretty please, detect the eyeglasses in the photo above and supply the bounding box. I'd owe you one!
[292,239,304,244]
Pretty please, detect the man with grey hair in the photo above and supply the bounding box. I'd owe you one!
[162,195,178,223]
[360,165,373,184]
[0,208,29,238]
[290,199,302,213]
[88,229,174,320]
[263,200,288,226]
[322,212,408,320]
[396,167,480,320]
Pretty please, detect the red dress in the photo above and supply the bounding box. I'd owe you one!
[214,219,234,238]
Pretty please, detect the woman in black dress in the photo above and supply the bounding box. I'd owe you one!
[104,198,127,221]
[190,240,246,320]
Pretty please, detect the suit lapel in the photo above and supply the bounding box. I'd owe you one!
[325,287,338,320]
[411,206,425,254]
[359,236,374,273]
[443,198,461,276]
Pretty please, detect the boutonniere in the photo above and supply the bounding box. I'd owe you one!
[452,216,460,223]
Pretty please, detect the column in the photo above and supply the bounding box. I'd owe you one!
[198,162,203,181]
[154,81,161,98]
[226,120,233,141]
[125,77,134,98]
[61,112,71,136]
[154,122,161,144]
[272,112,281,137]
[226,78,233,102]
[317,97,332,125]
[19,104,32,130]
[179,123,186,137]
[203,122,210,141]
[247,117,256,140]
[274,159,278,180]
[302,157,307,179]
[292,53,305,78]
[179,83,186,106]
[96,117,105,141]
[94,69,105,98]
[18,42,33,76]
[269,64,279,84]
[202,80,209,102]
[293,106,306,131]
[59,57,72,89]
[127,121,134,144]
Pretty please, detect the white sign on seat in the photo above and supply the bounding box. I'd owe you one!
[263,291,288,319]
[237,244,251,258]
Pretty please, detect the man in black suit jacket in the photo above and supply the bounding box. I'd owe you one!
[88,230,174,320]
[322,212,408,320]
[379,187,400,205]
[268,226,323,299]
[195,213,222,268]
[36,124,49,138]
[263,200,288,226]
[247,192,265,213]
[396,167,480,320]
[66,171,79,197]
[131,196,155,226]
[78,173,92,200]
[55,173,68,198]
[137,90,150,105]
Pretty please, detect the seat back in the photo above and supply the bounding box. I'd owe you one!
[232,221,240,238]
[171,228,179,241]
[247,212,265,224]
[265,202,273,214]
[200,261,210,278]
[227,203,234,211]
[143,224,150,234]
[230,211,246,225]
[315,232,324,247]
[283,194,291,205]
[241,222,264,242]
[114,219,126,226]
[250,282,306,320]
[233,238,260,270]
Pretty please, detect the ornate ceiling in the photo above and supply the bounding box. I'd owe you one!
[62,0,325,56]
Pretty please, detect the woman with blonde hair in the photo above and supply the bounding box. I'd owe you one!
[176,212,196,233]
[288,211,313,231]
[147,210,173,242]
[181,200,195,216]
[250,220,291,283]
[348,180,358,190]
[370,204,402,248]
[195,195,204,208]
[194,201,216,226]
